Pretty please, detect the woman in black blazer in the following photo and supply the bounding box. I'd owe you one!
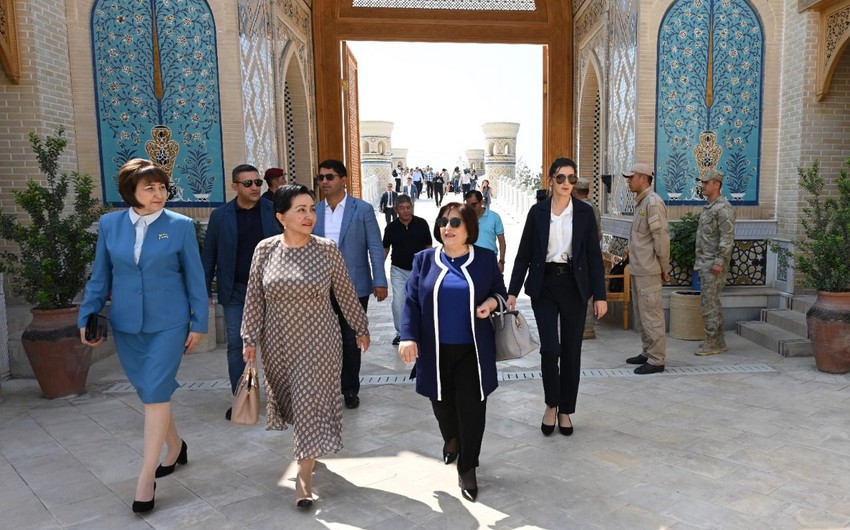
[507,157,607,437]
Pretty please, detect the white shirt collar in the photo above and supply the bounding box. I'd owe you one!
[129,208,165,226]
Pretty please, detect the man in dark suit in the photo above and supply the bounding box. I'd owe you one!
[313,159,387,409]
[202,163,280,419]
[379,182,399,225]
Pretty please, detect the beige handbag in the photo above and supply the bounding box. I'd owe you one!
[231,361,260,425]
[490,293,539,362]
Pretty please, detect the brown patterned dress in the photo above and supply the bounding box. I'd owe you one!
[241,235,369,460]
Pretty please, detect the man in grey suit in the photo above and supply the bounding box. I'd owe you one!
[313,159,387,409]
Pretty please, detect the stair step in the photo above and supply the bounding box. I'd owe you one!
[791,295,816,314]
[762,309,808,338]
[736,321,813,357]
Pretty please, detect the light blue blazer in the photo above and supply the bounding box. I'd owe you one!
[313,195,387,298]
[78,209,209,334]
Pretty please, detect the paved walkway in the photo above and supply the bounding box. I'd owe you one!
[2,194,850,529]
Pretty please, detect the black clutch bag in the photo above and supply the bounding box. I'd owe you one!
[85,314,108,342]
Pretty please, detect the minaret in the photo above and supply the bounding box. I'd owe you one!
[465,149,485,174]
[360,121,394,186]
[391,148,408,171]
[482,122,519,179]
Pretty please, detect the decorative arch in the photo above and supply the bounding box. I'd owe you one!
[654,0,764,205]
[91,0,225,205]
[578,53,601,203]
[278,42,312,186]
[816,3,850,100]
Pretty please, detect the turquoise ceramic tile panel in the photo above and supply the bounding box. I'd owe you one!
[92,0,225,206]
[655,0,763,205]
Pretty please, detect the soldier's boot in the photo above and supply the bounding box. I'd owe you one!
[695,335,727,356]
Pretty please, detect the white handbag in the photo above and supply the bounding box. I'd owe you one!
[490,294,539,361]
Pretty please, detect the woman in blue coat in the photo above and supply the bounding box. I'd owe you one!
[79,159,208,513]
[398,202,507,503]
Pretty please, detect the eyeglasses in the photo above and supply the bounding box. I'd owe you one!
[237,179,264,188]
[316,173,339,181]
[436,217,463,229]
[552,173,578,185]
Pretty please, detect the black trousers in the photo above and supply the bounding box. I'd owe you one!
[431,343,487,473]
[425,181,433,198]
[530,269,586,414]
[383,209,397,225]
[433,185,444,206]
[331,294,369,397]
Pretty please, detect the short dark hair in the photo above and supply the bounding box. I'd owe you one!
[464,190,483,202]
[117,158,170,207]
[318,159,347,178]
[548,157,578,178]
[433,202,478,245]
[273,184,315,216]
[232,163,259,181]
[395,194,413,210]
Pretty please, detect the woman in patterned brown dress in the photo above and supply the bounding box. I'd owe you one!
[241,184,370,509]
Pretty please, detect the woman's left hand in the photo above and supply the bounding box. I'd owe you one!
[184,331,203,354]
[594,300,608,320]
[356,334,370,352]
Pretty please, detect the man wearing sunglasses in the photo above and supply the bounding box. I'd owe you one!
[313,159,388,409]
[203,164,280,418]
[622,163,671,374]
[464,190,507,272]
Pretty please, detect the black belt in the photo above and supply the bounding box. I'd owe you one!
[544,261,573,275]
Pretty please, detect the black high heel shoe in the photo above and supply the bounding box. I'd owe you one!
[442,439,458,465]
[541,408,556,436]
[458,469,478,502]
[132,482,156,513]
[558,413,574,436]
[155,440,188,478]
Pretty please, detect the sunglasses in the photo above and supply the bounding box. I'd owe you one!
[316,173,339,181]
[552,173,578,185]
[436,217,463,228]
[236,179,264,188]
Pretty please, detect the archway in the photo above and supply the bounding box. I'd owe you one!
[578,56,602,208]
[312,0,572,173]
[279,45,313,187]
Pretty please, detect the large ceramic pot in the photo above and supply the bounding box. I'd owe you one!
[21,306,93,398]
[807,291,850,374]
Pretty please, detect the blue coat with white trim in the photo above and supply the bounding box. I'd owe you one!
[401,245,508,401]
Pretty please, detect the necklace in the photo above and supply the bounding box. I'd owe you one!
[443,247,467,263]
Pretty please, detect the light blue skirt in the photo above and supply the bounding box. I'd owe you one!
[113,324,188,403]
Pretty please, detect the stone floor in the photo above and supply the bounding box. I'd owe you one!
[2,195,850,529]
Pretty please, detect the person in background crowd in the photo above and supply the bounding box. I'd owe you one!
[203,163,280,419]
[242,184,369,509]
[480,179,495,209]
[261,167,287,202]
[622,163,671,374]
[79,158,208,514]
[379,182,399,225]
[508,157,607,438]
[383,194,432,345]
[694,169,736,356]
[399,202,507,503]
[464,190,507,273]
[572,177,603,340]
[433,168,446,207]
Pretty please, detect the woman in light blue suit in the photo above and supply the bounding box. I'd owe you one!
[79,159,208,514]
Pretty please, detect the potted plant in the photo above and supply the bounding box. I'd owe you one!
[669,211,700,289]
[792,159,850,373]
[0,128,106,397]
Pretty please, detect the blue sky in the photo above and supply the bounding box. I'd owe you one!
[346,41,544,173]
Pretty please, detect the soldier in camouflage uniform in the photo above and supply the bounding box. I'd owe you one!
[694,169,736,355]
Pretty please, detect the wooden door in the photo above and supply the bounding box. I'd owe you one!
[342,42,362,198]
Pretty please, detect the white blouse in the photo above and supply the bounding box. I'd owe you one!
[545,200,574,263]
